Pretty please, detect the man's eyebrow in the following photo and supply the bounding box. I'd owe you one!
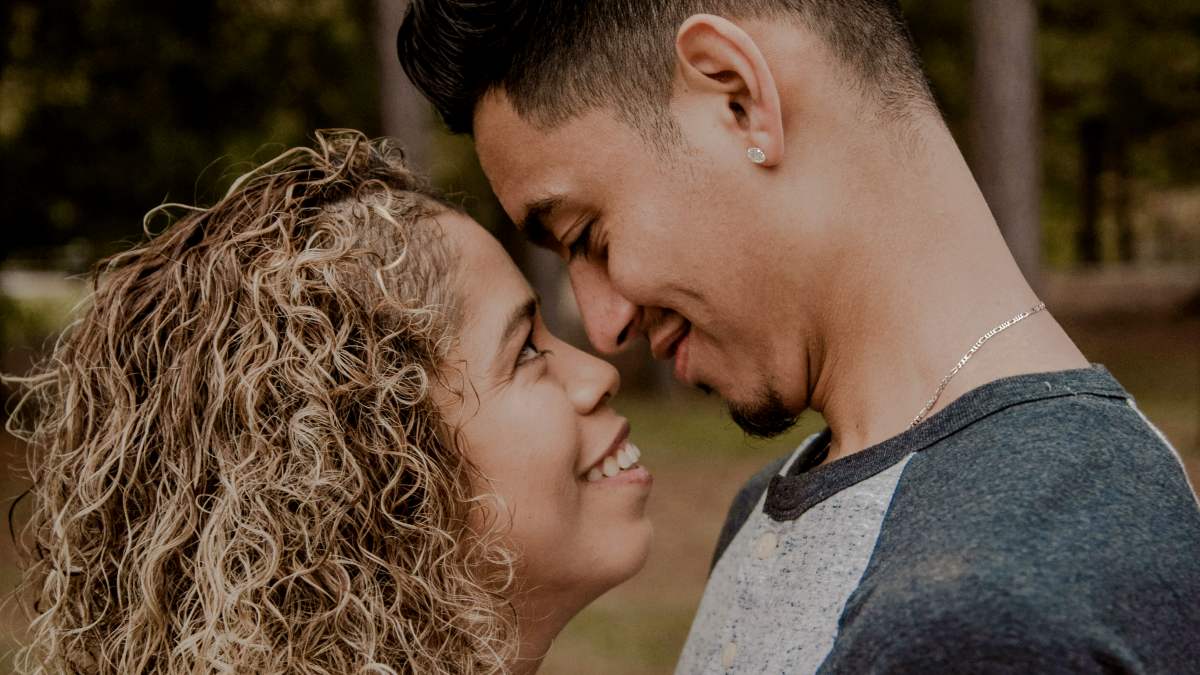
[517,196,565,250]
[496,294,541,365]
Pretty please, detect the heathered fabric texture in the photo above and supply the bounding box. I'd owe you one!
[709,452,789,572]
[677,366,1200,674]
[678,446,914,674]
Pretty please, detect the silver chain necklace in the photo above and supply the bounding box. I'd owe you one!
[909,302,1048,427]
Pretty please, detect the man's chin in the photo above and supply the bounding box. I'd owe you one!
[727,389,798,439]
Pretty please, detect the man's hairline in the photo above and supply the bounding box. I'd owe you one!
[481,97,934,254]
[472,87,688,254]
[465,7,933,130]
[472,65,934,176]
[470,10,941,247]
[474,85,687,155]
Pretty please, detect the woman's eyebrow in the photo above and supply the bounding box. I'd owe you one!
[495,294,541,364]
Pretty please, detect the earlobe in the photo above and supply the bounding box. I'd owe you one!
[675,14,784,166]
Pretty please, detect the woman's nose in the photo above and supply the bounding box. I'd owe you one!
[560,343,621,415]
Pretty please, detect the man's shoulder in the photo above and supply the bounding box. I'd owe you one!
[887,389,1200,575]
[910,387,1197,516]
[836,391,1200,672]
[823,568,1160,673]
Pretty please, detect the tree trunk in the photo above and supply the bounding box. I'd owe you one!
[374,0,431,171]
[970,0,1042,291]
[1112,134,1135,263]
[1077,116,1105,265]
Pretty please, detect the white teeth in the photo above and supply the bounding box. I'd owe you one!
[602,456,619,477]
[584,441,646,482]
[617,447,633,469]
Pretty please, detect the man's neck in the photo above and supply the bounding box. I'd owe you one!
[804,127,1089,463]
[815,304,1089,463]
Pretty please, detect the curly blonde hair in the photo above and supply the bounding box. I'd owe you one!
[7,130,516,674]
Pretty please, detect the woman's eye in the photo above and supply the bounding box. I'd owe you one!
[517,335,546,366]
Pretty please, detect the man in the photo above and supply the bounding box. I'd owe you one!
[397,2,1200,672]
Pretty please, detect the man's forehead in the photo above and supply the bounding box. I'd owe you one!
[473,93,557,218]
[473,91,626,220]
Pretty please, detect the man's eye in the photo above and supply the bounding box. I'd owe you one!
[567,219,596,260]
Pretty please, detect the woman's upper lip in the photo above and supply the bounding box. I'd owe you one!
[580,419,631,477]
[650,322,690,360]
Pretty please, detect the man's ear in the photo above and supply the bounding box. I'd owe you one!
[675,14,784,166]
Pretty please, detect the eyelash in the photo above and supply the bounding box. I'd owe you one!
[567,218,597,260]
[517,331,550,368]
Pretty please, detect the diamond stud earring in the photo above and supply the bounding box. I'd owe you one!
[746,146,767,164]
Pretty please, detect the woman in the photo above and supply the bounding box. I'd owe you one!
[9,130,652,674]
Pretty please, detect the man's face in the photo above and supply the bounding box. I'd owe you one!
[474,93,815,436]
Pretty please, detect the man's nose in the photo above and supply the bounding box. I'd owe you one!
[568,262,639,356]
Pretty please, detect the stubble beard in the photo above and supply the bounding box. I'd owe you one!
[728,386,798,439]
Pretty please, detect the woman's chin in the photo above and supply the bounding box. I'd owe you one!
[627,518,654,577]
[593,516,655,594]
[542,517,654,605]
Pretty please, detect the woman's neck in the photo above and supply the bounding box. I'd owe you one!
[508,587,587,674]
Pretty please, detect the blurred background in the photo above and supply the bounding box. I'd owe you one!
[0,1,1197,672]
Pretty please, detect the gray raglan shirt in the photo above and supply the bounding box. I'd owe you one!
[676,366,1200,674]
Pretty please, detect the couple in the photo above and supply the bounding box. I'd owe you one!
[14,1,1200,673]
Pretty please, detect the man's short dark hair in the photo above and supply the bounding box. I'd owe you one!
[397,0,932,137]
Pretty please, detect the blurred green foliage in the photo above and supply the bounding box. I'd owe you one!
[0,292,77,351]
[901,0,1200,265]
[0,0,379,269]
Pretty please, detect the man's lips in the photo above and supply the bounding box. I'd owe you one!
[650,322,690,361]
[673,327,691,384]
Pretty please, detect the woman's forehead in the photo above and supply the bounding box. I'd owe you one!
[436,211,532,346]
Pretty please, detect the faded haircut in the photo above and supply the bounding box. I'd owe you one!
[397,0,934,137]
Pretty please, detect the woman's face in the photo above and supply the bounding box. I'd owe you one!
[437,212,653,608]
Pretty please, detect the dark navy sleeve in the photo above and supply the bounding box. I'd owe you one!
[818,393,1200,674]
[822,573,1148,674]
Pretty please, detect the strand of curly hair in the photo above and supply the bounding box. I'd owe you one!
[7,129,517,674]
